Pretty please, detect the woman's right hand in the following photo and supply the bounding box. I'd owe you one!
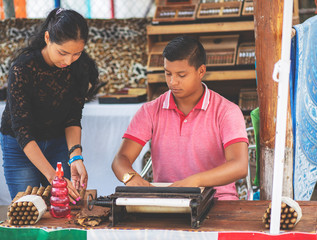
[64,177,81,204]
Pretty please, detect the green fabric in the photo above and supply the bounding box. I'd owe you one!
[0,226,86,240]
[250,107,260,186]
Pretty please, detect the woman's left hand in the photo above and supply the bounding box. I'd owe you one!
[70,160,88,191]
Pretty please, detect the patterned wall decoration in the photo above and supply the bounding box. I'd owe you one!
[0,18,150,98]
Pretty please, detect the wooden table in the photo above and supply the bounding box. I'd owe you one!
[1,200,317,230]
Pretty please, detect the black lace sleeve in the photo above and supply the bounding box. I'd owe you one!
[7,63,36,148]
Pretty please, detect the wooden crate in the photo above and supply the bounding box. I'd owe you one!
[238,88,258,111]
[153,4,198,23]
[242,0,254,16]
[156,0,200,5]
[200,35,239,66]
[237,42,255,65]
[147,41,168,71]
[197,1,243,19]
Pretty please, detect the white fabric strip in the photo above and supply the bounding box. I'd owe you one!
[116,198,191,207]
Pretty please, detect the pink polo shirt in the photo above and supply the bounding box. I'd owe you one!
[123,83,248,200]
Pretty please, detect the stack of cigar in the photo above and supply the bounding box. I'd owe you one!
[7,185,51,225]
[263,202,299,229]
[21,185,51,206]
[7,201,40,225]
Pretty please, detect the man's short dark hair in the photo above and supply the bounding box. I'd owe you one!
[162,35,206,69]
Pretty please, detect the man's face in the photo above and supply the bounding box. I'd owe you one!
[164,58,205,100]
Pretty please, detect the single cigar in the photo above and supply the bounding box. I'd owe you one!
[10,216,15,220]
[17,202,23,207]
[37,186,45,196]
[18,220,23,225]
[21,216,26,220]
[24,220,29,225]
[28,202,34,207]
[31,206,37,212]
[281,214,286,219]
[69,195,76,205]
[289,207,295,213]
[283,207,289,213]
[284,219,290,224]
[281,224,287,229]
[12,203,17,208]
[12,212,18,216]
[30,220,35,225]
[24,186,32,195]
[7,211,12,217]
[265,223,270,228]
[27,216,32,220]
[21,207,26,211]
[288,223,294,229]
[287,213,292,218]
[13,220,18,225]
[23,211,29,216]
[22,201,28,207]
[26,207,31,211]
[31,187,39,195]
[290,218,297,224]
[15,207,21,212]
[16,216,21,220]
[9,207,15,212]
[19,211,23,216]
[42,185,51,198]
[32,216,37,220]
[9,219,14,225]
[293,212,298,218]
[34,211,39,216]
[79,189,86,200]
[263,212,269,219]
[281,202,287,208]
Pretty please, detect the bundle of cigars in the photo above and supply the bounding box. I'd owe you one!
[7,185,86,225]
[7,185,51,225]
[262,197,302,230]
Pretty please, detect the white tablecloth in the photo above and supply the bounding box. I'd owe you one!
[0,101,148,205]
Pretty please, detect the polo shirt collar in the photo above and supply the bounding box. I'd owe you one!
[162,82,210,110]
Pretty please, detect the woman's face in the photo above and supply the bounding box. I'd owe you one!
[42,31,85,68]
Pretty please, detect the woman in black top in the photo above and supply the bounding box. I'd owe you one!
[0,8,99,201]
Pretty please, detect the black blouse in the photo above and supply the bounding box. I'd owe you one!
[0,49,84,149]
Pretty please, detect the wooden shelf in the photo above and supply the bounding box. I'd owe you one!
[147,21,254,35]
[147,70,256,83]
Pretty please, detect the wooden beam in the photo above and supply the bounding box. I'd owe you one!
[254,0,293,200]
[147,21,255,35]
[147,70,256,83]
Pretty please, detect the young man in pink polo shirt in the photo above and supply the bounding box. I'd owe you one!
[112,36,249,200]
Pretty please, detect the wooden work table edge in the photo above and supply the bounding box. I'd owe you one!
[1,198,317,233]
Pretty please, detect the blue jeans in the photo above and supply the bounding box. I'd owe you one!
[0,133,70,200]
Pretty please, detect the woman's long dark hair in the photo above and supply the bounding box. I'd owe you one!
[13,8,99,101]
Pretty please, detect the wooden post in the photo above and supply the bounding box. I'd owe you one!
[253,0,293,200]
